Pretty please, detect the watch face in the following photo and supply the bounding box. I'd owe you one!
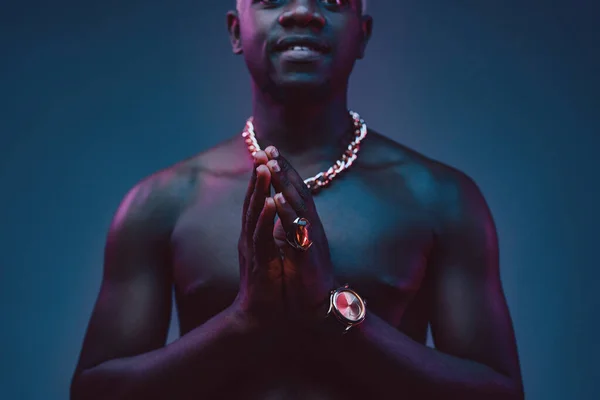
[333,290,365,322]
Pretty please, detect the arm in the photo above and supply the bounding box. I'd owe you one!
[319,173,523,399]
[70,177,268,400]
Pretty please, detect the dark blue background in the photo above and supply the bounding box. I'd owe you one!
[1,1,598,399]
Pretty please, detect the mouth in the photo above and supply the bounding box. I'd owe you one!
[273,37,330,63]
[273,36,330,54]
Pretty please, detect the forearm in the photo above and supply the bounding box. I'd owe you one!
[71,305,268,400]
[318,312,522,400]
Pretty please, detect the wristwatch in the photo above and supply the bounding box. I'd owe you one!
[325,284,367,333]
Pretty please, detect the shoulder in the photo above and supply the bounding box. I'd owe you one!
[108,158,200,238]
[358,130,491,229]
[110,135,251,235]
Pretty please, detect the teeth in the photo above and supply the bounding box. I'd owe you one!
[288,46,313,51]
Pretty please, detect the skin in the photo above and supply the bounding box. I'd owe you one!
[71,1,524,399]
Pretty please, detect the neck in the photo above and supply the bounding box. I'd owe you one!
[248,83,355,160]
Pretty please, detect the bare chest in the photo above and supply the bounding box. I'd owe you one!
[170,172,435,334]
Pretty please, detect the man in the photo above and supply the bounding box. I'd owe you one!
[71,1,523,399]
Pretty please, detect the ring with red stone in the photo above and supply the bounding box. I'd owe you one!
[286,217,313,251]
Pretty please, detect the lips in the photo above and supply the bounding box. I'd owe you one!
[273,36,330,54]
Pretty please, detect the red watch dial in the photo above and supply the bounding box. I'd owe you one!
[334,290,363,322]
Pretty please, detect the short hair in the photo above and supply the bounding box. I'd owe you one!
[236,0,367,14]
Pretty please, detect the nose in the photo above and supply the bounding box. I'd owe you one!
[278,1,326,30]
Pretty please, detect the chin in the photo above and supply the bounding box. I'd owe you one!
[280,84,331,104]
[270,73,334,100]
[280,74,328,88]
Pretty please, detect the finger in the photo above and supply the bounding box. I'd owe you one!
[253,197,281,265]
[245,165,271,244]
[253,150,269,166]
[254,150,272,198]
[273,192,300,241]
[265,146,311,198]
[274,192,316,258]
[241,161,258,230]
[266,157,315,218]
[242,151,270,228]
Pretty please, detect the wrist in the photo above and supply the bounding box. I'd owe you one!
[226,301,263,336]
[311,279,341,321]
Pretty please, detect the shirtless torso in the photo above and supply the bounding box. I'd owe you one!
[157,131,447,398]
[72,126,522,400]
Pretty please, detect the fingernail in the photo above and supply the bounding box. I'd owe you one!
[269,160,280,172]
[276,193,285,204]
[267,146,279,158]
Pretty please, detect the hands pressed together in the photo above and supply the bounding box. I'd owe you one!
[234,145,337,331]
